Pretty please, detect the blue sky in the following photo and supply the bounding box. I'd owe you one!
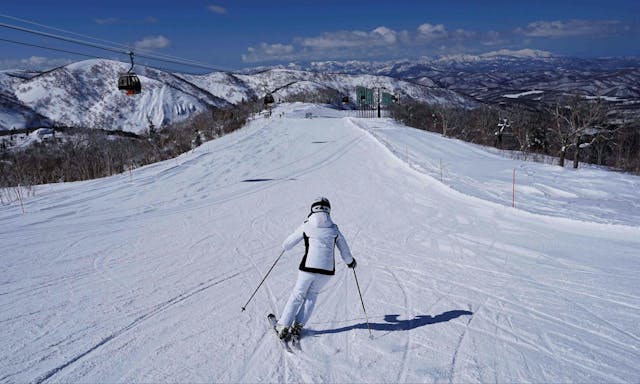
[1,0,639,71]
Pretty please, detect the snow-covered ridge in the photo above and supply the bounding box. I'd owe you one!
[481,48,555,58]
[437,49,555,62]
[290,54,640,116]
[0,59,474,133]
[3,52,639,132]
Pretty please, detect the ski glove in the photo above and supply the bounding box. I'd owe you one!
[347,258,357,269]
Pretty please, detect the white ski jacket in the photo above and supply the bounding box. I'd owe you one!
[282,212,353,275]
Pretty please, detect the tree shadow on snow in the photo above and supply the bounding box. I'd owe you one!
[241,178,296,182]
[308,310,473,337]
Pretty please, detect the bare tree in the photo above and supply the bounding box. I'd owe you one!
[549,95,608,168]
[433,105,453,137]
[614,120,640,173]
[505,105,532,153]
[466,105,498,145]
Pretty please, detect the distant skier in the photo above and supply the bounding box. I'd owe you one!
[275,196,356,341]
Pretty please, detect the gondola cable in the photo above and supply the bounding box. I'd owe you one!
[0,36,102,60]
[0,36,210,76]
[0,13,220,70]
[0,21,230,73]
[0,20,235,95]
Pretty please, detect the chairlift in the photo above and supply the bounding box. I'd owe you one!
[118,52,141,95]
[264,93,275,105]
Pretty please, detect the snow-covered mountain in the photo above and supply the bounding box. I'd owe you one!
[2,52,638,133]
[0,59,475,133]
[302,53,640,111]
[3,60,234,132]
[304,50,638,75]
[235,68,471,106]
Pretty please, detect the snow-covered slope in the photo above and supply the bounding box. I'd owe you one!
[360,119,640,226]
[0,92,50,130]
[0,72,51,129]
[176,71,256,105]
[1,104,638,382]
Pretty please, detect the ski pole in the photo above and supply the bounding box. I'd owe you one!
[241,250,285,312]
[352,268,372,338]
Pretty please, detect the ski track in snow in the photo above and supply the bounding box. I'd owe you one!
[33,269,244,384]
[1,103,639,383]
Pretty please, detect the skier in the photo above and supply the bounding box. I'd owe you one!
[275,196,356,341]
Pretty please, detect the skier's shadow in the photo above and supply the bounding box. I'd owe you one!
[308,310,473,336]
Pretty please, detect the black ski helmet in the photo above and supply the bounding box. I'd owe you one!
[310,196,331,214]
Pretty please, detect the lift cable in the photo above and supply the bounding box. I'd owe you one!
[0,13,223,70]
[0,37,102,60]
[0,37,208,75]
[0,21,230,73]
[0,21,128,55]
[0,13,129,51]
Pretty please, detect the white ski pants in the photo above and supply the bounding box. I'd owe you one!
[279,271,331,328]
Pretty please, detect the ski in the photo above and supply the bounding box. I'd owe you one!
[291,335,302,351]
[290,326,302,351]
[267,314,293,353]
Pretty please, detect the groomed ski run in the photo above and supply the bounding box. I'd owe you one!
[1,103,639,383]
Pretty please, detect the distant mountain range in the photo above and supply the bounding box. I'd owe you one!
[296,50,640,105]
[1,50,639,133]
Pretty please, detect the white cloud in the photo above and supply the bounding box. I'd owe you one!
[242,26,413,62]
[480,30,508,46]
[242,23,497,62]
[417,23,448,40]
[256,43,294,55]
[299,26,407,50]
[0,56,73,70]
[208,5,227,14]
[95,16,157,25]
[522,19,623,38]
[371,26,398,44]
[242,43,294,62]
[243,25,437,62]
[240,19,634,63]
[95,17,119,25]
[134,36,171,50]
[300,30,370,49]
